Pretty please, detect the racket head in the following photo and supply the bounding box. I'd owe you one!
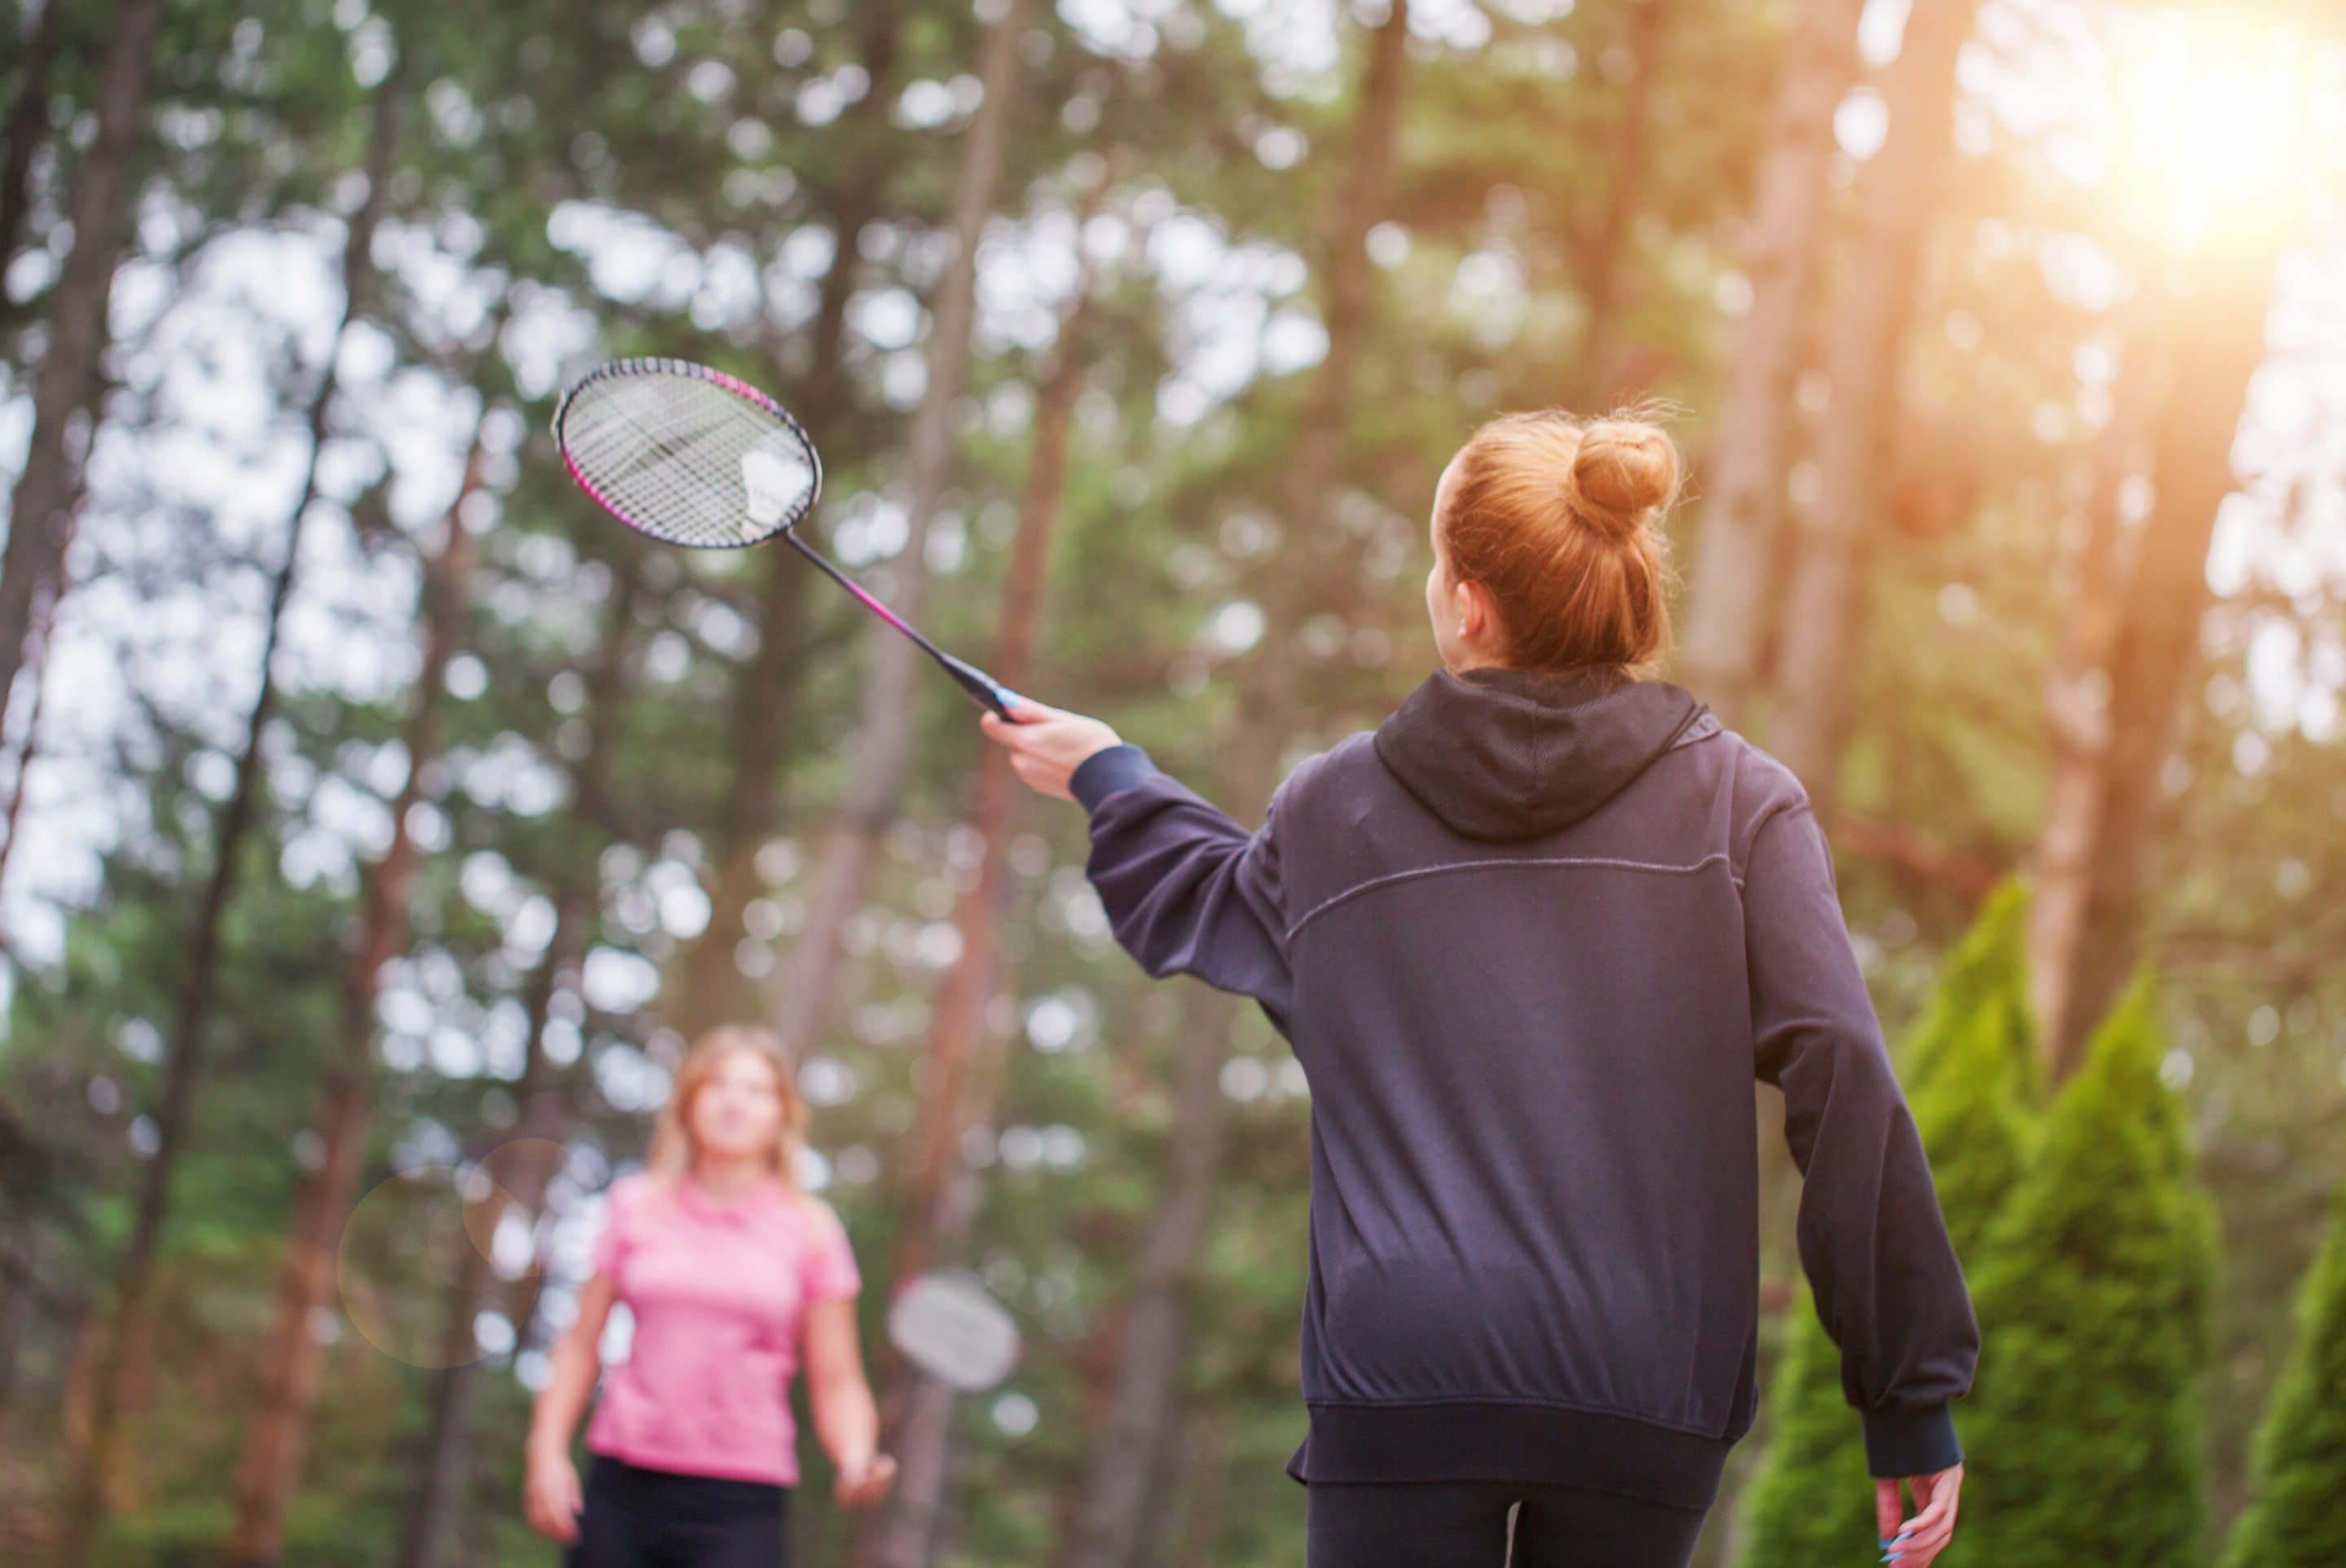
[552,357,822,549]
[885,1269,1023,1393]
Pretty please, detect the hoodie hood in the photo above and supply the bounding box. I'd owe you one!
[1372,666,1712,841]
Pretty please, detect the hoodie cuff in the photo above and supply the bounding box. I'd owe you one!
[1070,744,1157,812]
[1862,1405,1962,1479]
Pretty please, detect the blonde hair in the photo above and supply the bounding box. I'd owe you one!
[645,1025,807,1197]
[1437,409,1681,674]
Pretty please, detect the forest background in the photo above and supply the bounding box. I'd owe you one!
[1,0,2343,1565]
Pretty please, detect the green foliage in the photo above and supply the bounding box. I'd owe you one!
[1736,1282,1883,1568]
[1902,881,2044,1260]
[1960,977,2219,1568]
[1738,881,2040,1567]
[2220,1173,2346,1568]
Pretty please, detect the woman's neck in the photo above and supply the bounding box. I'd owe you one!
[689,1152,769,1205]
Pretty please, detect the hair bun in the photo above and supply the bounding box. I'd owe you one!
[1569,419,1680,538]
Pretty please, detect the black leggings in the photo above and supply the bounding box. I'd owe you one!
[564,1456,792,1568]
[1306,1481,1707,1568]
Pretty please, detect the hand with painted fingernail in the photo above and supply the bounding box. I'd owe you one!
[1875,1463,1962,1565]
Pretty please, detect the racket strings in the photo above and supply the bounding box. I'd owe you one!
[560,373,815,548]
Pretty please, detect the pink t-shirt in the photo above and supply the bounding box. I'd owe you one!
[582,1171,861,1486]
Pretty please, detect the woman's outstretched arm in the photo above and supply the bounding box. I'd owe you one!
[523,1272,615,1544]
[982,700,1295,1026]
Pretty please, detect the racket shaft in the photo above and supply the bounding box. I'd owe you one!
[784,532,1013,718]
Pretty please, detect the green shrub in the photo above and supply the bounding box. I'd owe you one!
[1959,976,2217,1568]
[2219,1171,2346,1568]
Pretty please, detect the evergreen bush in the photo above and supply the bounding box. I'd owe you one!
[2219,1171,2346,1568]
[1959,976,2217,1568]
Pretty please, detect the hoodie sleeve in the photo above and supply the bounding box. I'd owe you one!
[1070,744,1293,1030]
[1742,801,1979,1478]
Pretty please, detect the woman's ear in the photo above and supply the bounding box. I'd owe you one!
[1454,577,1492,645]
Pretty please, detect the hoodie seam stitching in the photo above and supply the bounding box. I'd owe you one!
[1286,853,1736,940]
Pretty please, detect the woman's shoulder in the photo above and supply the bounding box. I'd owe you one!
[1710,726,1809,814]
[781,1189,847,1237]
[1272,731,1378,804]
[601,1169,664,1221]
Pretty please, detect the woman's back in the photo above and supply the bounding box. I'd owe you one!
[1074,664,1978,1508]
[1276,671,1766,1446]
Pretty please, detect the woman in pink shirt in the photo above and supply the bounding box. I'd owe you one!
[524,1026,896,1564]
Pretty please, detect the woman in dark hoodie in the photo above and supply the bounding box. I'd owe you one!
[981,411,1975,1568]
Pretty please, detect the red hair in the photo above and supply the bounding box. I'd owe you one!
[1437,410,1681,674]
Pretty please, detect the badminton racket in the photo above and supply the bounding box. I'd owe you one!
[886,1269,1023,1392]
[552,357,1017,719]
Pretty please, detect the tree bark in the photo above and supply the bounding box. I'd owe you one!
[770,0,1029,1054]
[223,437,481,1568]
[1061,10,1414,1566]
[393,564,642,1568]
[1762,0,1978,807]
[1168,1403,1232,1568]
[388,892,587,1568]
[0,0,75,291]
[0,1224,47,1420]
[0,0,164,735]
[2034,251,2278,1076]
[0,560,61,901]
[54,76,400,1568]
[1063,991,1239,1568]
[1676,0,1867,724]
[672,2,900,1040]
[1568,0,1674,412]
[2026,326,2162,1066]
[855,196,1095,1568]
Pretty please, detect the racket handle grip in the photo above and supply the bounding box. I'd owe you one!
[938,652,1015,719]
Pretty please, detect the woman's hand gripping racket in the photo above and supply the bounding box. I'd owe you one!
[553,358,1018,719]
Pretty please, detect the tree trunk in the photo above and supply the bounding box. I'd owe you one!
[770,0,1029,1053]
[1061,9,1414,1565]
[1762,0,1978,807]
[0,1224,48,1420]
[0,0,75,295]
[854,196,1095,1568]
[223,433,479,1568]
[1568,0,1674,411]
[2026,324,2163,1068]
[857,1162,983,1568]
[1676,0,1867,724]
[673,2,901,1040]
[54,77,399,1568]
[1064,990,1240,1568]
[395,564,643,1568]
[0,0,164,734]
[389,893,587,1568]
[0,560,61,899]
[2034,251,2278,1076]
[1168,1403,1232,1568]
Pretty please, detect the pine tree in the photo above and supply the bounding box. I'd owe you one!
[1738,882,2039,1566]
[1901,883,2042,1241]
[2220,1173,2346,1568]
[1959,976,2217,1568]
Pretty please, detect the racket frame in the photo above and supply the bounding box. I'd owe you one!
[554,357,1015,719]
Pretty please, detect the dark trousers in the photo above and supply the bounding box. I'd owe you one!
[564,1455,792,1568]
[1306,1481,1707,1568]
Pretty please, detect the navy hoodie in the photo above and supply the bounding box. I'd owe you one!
[1066,666,1978,1509]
